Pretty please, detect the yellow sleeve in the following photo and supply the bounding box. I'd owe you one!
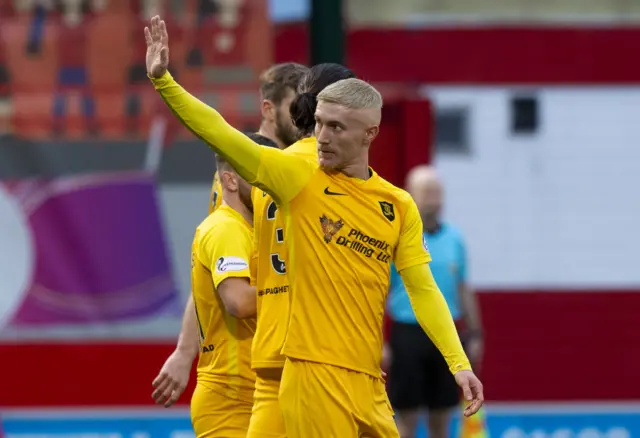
[399,263,472,374]
[151,72,312,205]
[394,198,431,271]
[198,221,252,289]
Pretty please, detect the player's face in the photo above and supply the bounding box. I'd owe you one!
[273,88,298,147]
[314,102,376,171]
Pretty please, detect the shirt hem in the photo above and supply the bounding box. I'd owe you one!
[282,351,382,379]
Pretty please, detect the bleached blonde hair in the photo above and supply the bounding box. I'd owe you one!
[317,78,383,110]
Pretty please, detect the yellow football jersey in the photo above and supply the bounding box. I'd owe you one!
[247,147,431,378]
[250,137,318,369]
[191,204,256,403]
[151,72,469,381]
[208,171,223,215]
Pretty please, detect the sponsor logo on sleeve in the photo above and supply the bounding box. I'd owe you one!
[215,256,249,273]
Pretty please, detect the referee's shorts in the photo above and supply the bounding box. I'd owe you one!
[387,320,463,411]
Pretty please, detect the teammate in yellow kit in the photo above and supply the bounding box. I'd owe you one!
[152,64,307,406]
[146,15,483,438]
[189,152,257,437]
[247,63,356,438]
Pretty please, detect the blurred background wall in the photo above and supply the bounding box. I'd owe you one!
[0,1,639,437]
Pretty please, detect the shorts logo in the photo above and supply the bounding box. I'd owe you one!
[215,256,249,273]
[320,215,344,243]
[379,201,395,222]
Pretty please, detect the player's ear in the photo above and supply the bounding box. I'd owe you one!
[227,172,239,192]
[364,125,379,145]
[220,170,237,192]
[261,99,275,122]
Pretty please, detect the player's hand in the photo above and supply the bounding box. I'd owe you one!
[151,349,192,407]
[454,370,484,417]
[144,15,169,79]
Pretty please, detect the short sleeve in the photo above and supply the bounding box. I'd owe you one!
[198,220,252,289]
[394,198,431,272]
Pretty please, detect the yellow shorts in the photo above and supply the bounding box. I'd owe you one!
[247,368,287,438]
[191,382,253,438]
[279,358,399,438]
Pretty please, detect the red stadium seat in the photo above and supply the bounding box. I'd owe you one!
[88,14,132,93]
[12,91,53,138]
[95,91,125,138]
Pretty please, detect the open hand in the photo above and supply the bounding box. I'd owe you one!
[144,15,169,79]
[454,370,484,417]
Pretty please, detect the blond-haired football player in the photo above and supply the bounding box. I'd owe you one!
[146,16,483,438]
[247,63,355,438]
[188,152,256,437]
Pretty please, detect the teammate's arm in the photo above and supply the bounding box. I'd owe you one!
[217,278,256,319]
[144,18,311,205]
[199,221,256,318]
[151,295,198,407]
[175,295,200,357]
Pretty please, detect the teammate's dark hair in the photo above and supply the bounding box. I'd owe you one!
[215,132,278,172]
[246,132,278,149]
[259,63,309,105]
[289,63,356,136]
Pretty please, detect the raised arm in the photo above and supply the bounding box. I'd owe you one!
[144,16,312,205]
[151,71,262,182]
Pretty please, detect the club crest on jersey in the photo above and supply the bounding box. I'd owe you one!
[320,215,344,243]
[379,201,395,222]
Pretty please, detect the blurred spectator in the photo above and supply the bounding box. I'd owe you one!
[52,0,99,136]
[190,0,247,68]
[185,0,218,67]
[126,0,182,136]
[385,166,484,438]
[197,0,218,24]
[24,0,52,55]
